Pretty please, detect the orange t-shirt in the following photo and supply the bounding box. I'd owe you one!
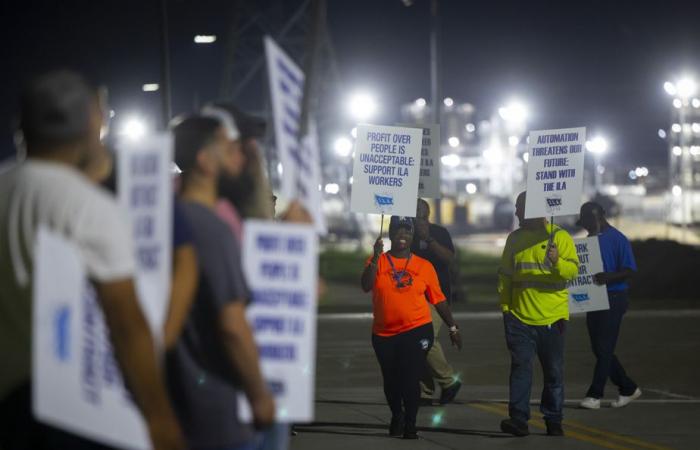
[368,252,446,336]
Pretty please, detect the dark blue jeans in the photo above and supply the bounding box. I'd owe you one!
[585,291,637,399]
[504,313,566,424]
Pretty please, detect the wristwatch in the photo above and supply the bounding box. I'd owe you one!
[448,324,459,334]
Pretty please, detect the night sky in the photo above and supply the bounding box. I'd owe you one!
[2,0,699,171]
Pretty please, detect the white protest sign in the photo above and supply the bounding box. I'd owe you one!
[567,236,610,314]
[350,124,423,217]
[398,124,441,198]
[33,227,151,450]
[525,127,586,218]
[265,36,325,233]
[117,134,173,334]
[239,220,319,423]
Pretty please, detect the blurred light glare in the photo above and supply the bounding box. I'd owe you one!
[628,170,637,180]
[691,146,700,156]
[483,148,503,163]
[671,123,682,133]
[277,162,283,176]
[348,91,377,120]
[120,117,147,140]
[334,137,353,157]
[585,137,608,154]
[448,136,460,148]
[465,183,477,194]
[692,123,700,133]
[693,98,700,108]
[349,176,354,185]
[351,127,357,139]
[609,186,620,196]
[672,146,683,156]
[676,78,697,98]
[658,129,667,139]
[673,98,683,109]
[443,97,454,107]
[508,135,520,146]
[142,83,159,92]
[465,123,476,133]
[672,185,682,197]
[324,183,340,195]
[415,98,427,107]
[441,154,460,167]
[498,102,527,123]
[664,81,677,96]
[194,35,217,44]
[522,152,530,162]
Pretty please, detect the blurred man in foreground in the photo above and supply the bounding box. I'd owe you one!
[0,70,183,450]
[169,115,275,450]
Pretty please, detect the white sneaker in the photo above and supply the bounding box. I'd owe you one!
[579,397,601,409]
[611,388,642,408]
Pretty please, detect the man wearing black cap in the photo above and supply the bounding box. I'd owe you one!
[0,70,183,450]
[576,202,641,410]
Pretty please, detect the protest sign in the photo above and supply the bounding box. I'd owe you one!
[32,136,172,449]
[117,134,173,334]
[264,36,325,232]
[525,127,586,218]
[567,236,610,314]
[33,227,151,449]
[350,124,423,217]
[398,124,440,198]
[239,220,319,423]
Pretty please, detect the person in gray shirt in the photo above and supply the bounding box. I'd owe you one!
[167,115,275,450]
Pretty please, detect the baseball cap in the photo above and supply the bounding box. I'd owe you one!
[389,216,414,235]
[19,70,96,144]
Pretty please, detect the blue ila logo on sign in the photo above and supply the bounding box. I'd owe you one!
[374,193,394,213]
[572,293,590,302]
[53,305,71,362]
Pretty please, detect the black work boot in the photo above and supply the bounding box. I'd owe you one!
[500,418,530,437]
[545,420,564,436]
[403,420,418,439]
[389,413,405,437]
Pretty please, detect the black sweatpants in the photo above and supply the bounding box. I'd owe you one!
[372,323,434,428]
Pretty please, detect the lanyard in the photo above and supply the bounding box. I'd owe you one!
[386,253,412,287]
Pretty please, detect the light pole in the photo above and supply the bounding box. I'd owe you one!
[586,136,608,194]
[664,76,697,232]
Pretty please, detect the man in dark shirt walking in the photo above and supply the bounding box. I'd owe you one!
[412,199,462,405]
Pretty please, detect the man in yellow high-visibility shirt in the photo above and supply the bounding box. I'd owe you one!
[498,191,579,438]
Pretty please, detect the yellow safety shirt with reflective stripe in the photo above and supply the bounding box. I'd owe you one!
[498,224,579,326]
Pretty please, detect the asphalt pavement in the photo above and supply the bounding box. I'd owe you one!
[291,292,700,450]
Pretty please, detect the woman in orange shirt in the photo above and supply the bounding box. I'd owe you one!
[361,216,462,439]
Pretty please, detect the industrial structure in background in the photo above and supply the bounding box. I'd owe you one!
[664,77,700,225]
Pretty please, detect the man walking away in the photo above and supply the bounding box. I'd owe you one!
[577,202,641,410]
[497,191,579,437]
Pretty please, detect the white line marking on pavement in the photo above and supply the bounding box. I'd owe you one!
[318,309,700,321]
[643,388,699,400]
[473,398,700,405]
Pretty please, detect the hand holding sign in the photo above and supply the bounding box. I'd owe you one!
[547,242,559,266]
[373,237,384,258]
